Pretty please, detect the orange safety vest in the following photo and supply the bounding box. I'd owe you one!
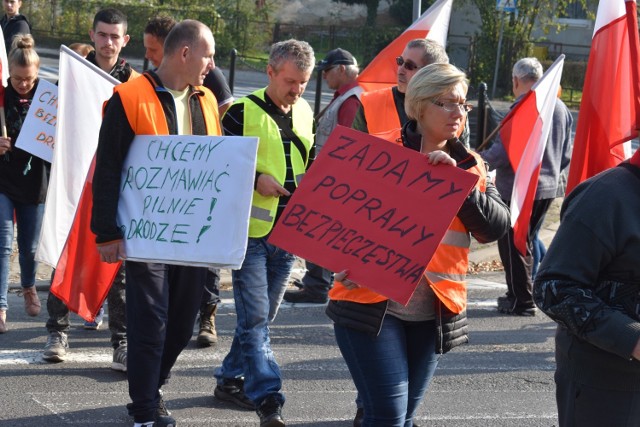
[329,144,487,314]
[360,87,402,144]
[360,86,467,145]
[114,73,220,136]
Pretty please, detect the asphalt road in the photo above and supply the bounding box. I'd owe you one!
[0,268,559,427]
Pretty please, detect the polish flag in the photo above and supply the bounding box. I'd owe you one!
[36,46,120,320]
[357,0,452,92]
[499,55,565,255]
[566,0,640,193]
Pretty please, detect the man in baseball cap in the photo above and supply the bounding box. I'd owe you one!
[283,47,363,305]
[316,47,357,70]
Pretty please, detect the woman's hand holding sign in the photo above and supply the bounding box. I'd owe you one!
[0,137,11,155]
[335,270,360,290]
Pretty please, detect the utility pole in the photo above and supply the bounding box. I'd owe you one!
[413,0,422,22]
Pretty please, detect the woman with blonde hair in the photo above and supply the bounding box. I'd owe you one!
[327,63,510,426]
[0,33,48,333]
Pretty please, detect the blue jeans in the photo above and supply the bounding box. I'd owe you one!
[0,193,44,310]
[531,233,547,279]
[334,316,440,427]
[215,237,296,406]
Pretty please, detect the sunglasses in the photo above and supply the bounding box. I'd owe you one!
[395,56,420,71]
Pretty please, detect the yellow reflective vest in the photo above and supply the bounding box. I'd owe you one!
[238,88,314,237]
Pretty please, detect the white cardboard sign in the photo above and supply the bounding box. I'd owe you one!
[117,134,259,268]
[15,79,58,163]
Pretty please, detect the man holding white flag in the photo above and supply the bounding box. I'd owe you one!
[480,57,573,316]
[42,8,138,371]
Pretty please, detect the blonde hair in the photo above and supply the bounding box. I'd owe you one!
[405,63,468,121]
[8,33,40,69]
[68,42,94,58]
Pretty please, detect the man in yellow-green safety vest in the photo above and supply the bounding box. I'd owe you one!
[213,39,315,427]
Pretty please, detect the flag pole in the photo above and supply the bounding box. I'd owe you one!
[0,108,7,138]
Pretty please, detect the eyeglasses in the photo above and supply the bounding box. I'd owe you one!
[395,56,420,71]
[322,66,336,74]
[430,99,473,113]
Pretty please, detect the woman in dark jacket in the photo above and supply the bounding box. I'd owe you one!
[326,63,510,426]
[0,34,48,333]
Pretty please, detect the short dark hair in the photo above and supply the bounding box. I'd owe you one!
[144,15,176,42]
[163,19,211,57]
[93,8,128,32]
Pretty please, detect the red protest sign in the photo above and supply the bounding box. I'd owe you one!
[268,126,479,305]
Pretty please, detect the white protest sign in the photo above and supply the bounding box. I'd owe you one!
[15,79,58,162]
[117,134,259,268]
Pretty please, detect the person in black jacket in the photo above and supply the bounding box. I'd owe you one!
[42,8,137,371]
[0,0,30,54]
[533,149,640,427]
[327,63,510,426]
[91,20,219,427]
[0,34,47,333]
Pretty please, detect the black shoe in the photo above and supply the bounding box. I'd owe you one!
[506,305,537,316]
[154,414,176,427]
[283,288,328,304]
[497,297,536,316]
[353,407,363,427]
[257,395,285,427]
[214,379,255,410]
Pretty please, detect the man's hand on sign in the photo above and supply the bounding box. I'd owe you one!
[335,270,360,290]
[426,150,456,166]
[97,240,126,264]
[0,137,11,155]
[256,173,291,198]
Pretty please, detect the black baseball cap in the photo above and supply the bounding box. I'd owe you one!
[316,48,356,71]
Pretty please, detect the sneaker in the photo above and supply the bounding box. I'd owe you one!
[84,306,105,330]
[22,286,41,316]
[353,407,363,427]
[196,304,218,347]
[506,305,537,316]
[135,414,176,427]
[0,309,7,333]
[111,344,127,372]
[214,378,255,410]
[153,414,176,427]
[157,389,172,417]
[257,395,285,427]
[282,288,328,304]
[43,331,68,362]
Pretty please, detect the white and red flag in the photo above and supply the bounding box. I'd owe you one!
[566,0,640,193]
[356,0,452,92]
[499,55,565,255]
[36,46,120,320]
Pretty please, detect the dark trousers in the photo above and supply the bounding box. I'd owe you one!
[555,369,640,427]
[46,265,126,349]
[125,261,207,423]
[200,268,221,311]
[497,198,552,308]
[296,261,334,296]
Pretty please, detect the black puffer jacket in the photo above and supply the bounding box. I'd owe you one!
[326,120,510,354]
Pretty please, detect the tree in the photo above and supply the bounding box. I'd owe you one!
[331,0,384,27]
[465,0,593,96]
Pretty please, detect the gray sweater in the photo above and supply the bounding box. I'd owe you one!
[480,97,573,201]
